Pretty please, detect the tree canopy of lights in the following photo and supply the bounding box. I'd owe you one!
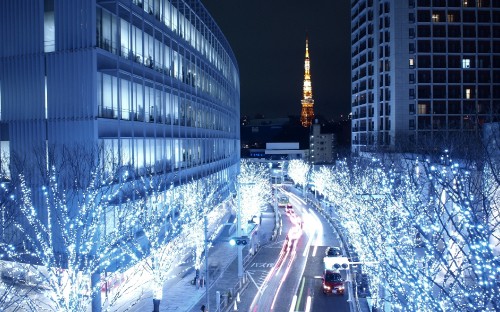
[178,177,224,271]
[0,164,144,312]
[127,174,189,301]
[237,160,272,229]
[287,159,311,191]
[314,152,499,311]
[1,146,236,311]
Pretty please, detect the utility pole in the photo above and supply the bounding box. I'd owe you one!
[204,216,209,312]
[236,184,243,280]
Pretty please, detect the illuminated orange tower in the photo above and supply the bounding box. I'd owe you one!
[300,35,315,128]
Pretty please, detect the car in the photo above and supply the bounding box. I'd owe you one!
[322,270,345,295]
[278,196,289,208]
[325,246,342,257]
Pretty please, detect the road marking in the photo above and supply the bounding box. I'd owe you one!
[250,262,275,268]
[305,295,312,312]
[295,277,306,311]
[289,295,298,312]
[247,271,263,295]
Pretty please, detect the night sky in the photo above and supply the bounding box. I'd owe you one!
[201,0,352,120]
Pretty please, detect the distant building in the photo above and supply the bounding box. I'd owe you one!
[265,142,307,160]
[240,116,310,156]
[309,121,335,164]
[350,0,500,153]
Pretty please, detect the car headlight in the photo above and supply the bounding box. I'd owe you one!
[323,285,331,290]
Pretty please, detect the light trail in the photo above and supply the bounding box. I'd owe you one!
[249,226,302,311]
[271,239,298,310]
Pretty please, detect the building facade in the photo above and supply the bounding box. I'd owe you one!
[0,0,239,243]
[1,0,240,179]
[309,122,335,164]
[351,0,500,153]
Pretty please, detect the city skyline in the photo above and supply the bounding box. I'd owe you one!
[201,0,352,120]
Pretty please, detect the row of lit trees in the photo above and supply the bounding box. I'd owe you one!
[237,160,272,228]
[288,151,499,311]
[0,148,272,312]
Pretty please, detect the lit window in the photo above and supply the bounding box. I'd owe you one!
[462,59,470,68]
[432,14,439,22]
[418,103,428,114]
[462,0,468,7]
[447,14,455,22]
[465,88,471,99]
[409,58,414,67]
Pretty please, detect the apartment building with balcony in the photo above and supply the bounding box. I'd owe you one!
[351,0,500,153]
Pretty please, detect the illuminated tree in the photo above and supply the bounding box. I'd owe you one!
[178,177,224,274]
[287,159,311,196]
[1,169,144,312]
[0,145,147,312]
[316,152,500,311]
[237,160,272,228]
[110,173,186,311]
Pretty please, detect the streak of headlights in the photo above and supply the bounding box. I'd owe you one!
[250,225,302,311]
[271,237,298,310]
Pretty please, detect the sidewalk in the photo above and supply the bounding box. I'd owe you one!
[188,205,279,312]
[148,203,279,312]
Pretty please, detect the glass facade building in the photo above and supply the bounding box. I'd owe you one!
[0,0,239,235]
[351,0,500,152]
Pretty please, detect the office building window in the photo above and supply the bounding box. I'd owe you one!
[418,103,429,114]
[448,14,455,22]
[44,0,55,52]
[463,0,468,7]
[409,58,415,68]
[465,88,471,99]
[462,58,471,68]
[432,14,440,22]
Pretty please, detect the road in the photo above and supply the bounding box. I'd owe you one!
[242,187,351,312]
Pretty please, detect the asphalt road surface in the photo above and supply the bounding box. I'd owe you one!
[245,188,351,312]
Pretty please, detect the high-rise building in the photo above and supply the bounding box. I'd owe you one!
[301,36,315,128]
[0,0,239,250]
[351,0,500,153]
